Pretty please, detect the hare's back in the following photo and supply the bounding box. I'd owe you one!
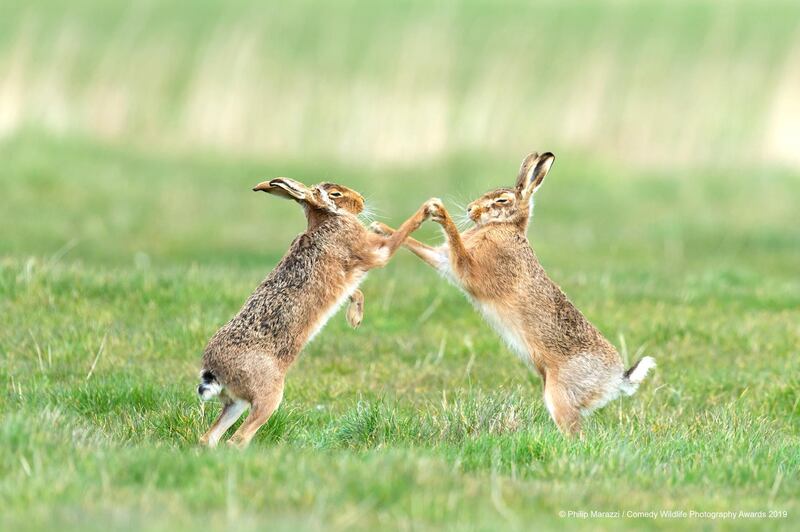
[205,233,336,355]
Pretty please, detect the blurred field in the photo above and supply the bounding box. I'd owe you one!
[3,0,800,167]
[2,1,800,531]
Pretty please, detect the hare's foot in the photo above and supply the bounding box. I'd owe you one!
[226,386,284,449]
[544,380,582,437]
[199,399,248,448]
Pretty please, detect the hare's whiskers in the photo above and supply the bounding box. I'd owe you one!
[446,195,467,213]
[446,195,470,228]
[358,200,389,225]
[455,214,472,230]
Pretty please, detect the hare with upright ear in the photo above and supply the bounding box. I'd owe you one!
[197,178,433,448]
[372,153,655,435]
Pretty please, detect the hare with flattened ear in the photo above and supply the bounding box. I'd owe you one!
[372,153,655,435]
[197,178,434,448]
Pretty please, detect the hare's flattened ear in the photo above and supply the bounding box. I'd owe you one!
[522,152,555,197]
[253,180,289,199]
[252,177,310,201]
[515,152,539,191]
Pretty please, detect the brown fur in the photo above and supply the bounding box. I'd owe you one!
[198,178,433,448]
[371,153,654,435]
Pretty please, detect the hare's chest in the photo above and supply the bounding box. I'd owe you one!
[432,244,457,280]
[306,270,367,343]
[474,302,532,366]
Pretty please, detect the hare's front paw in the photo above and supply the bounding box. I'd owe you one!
[369,221,392,236]
[425,198,446,222]
[346,300,363,328]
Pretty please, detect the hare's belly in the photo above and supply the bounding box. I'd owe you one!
[437,255,533,365]
[305,271,367,344]
[474,301,533,366]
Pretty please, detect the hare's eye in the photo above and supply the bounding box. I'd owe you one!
[330,191,343,198]
[495,198,509,204]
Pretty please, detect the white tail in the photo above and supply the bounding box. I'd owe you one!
[620,356,656,396]
[197,369,222,401]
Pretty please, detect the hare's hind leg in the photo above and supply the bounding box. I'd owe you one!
[200,397,248,448]
[227,380,285,449]
[543,378,582,436]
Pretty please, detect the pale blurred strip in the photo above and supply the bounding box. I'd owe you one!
[1,0,798,168]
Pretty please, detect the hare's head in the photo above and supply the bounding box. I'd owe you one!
[315,182,365,215]
[253,178,365,216]
[466,152,554,229]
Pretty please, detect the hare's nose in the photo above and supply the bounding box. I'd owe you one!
[467,205,476,214]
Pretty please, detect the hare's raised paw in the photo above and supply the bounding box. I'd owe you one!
[425,198,446,222]
[346,289,364,329]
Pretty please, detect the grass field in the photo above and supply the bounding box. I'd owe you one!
[2,134,798,530]
[2,0,800,530]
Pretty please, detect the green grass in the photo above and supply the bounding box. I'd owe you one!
[2,0,800,528]
[1,134,799,530]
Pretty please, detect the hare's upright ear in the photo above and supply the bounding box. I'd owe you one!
[515,152,539,190]
[516,152,555,198]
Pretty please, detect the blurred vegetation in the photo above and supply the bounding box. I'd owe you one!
[1,1,799,531]
[2,0,800,167]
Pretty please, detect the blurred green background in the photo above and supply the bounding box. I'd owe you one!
[1,0,799,266]
[3,0,800,169]
[1,1,799,530]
